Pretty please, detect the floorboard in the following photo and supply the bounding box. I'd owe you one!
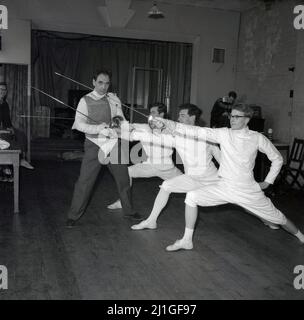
[0,160,304,300]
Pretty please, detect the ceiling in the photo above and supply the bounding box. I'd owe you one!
[136,0,269,12]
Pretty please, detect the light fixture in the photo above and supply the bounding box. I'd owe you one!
[148,2,164,19]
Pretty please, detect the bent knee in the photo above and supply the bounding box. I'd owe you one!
[160,181,173,192]
[185,191,197,207]
[264,213,287,226]
[278,215,288,226]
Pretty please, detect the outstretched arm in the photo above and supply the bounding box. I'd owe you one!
[130,128,174,148]
[154,118,221,144]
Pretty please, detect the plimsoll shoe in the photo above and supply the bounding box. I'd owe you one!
[166,239,193,252]
[20,159,34,170]
[65,219,77,228]
[263,221,280,230]
[107,199,122,210]
[6,176,13,182]
[0,176,8,182]
[124,212,144,221]
[131,220,157,230]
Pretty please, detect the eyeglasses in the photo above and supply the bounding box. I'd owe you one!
[228,115,249,120]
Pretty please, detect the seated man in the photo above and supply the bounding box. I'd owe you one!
[131,104,220,231]
[154,104,304,251]
[210,91,237,128]
[0,82,34,174]
[107,102,182,210]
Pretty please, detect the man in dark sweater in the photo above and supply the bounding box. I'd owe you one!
[210,91,237,128]
[0,84,13,130]
[66,69,142,227]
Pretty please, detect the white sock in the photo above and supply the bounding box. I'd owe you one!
[182,227,194,242]
[295,231,304,243]
[147,189,170,223]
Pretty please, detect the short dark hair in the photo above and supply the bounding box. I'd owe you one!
[228,91,237,99]
[179,103,202,123]
[149,102,167,118]
[232,103,254,118]
[93,69,112,81]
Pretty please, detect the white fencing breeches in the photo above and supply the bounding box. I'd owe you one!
[185,179,287,225]
[161,173,219,194]
[128,163,182,180]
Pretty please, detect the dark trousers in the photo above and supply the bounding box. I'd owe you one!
[67,139,134,221]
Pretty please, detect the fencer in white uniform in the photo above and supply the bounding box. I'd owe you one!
[154,104,304,251]
[131,104,220,231]
[107,103,182,210]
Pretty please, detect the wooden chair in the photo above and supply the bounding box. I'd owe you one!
[278,138,304,190]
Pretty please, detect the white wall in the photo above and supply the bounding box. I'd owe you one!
[2,0,240,125]
[0,18,31,65]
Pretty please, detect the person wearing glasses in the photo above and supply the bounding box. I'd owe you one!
[151,104,304,251]
[0,82,34,182]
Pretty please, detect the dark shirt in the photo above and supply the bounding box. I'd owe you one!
[0,100,13,129]
[210,98,231,128]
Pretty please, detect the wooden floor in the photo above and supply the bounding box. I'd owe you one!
[0,160,304,300]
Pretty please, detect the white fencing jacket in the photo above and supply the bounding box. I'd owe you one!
[163,120,283,185]
[131,126,220,177]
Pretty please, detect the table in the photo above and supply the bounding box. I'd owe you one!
[0,149,21,213]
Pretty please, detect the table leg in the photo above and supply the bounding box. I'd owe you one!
[13,164,19,213]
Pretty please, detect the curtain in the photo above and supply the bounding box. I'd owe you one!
[31,30,192,131]
[0,64,28,132]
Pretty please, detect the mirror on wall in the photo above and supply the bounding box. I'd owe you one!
[130,67,163,123]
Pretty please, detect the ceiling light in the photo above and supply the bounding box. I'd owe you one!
[148,2,164,19]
